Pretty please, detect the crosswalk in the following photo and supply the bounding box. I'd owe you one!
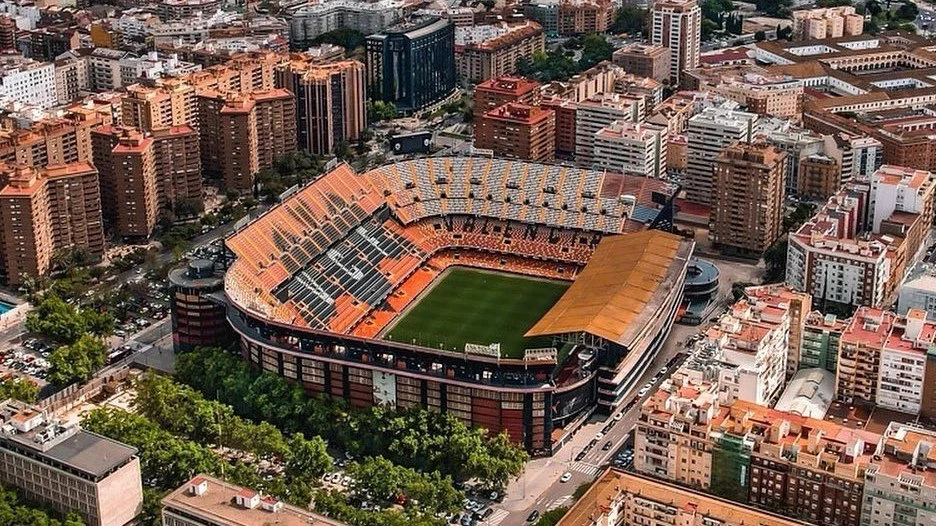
[546,495,572,510]
[570,461,602,476]
[485,509,509,525]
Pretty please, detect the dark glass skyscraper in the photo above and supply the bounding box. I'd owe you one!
[366,17,456,115]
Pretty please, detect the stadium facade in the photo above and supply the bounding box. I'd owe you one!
[218,157,692,455]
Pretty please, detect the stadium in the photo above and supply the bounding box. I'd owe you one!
[222,157,694,455]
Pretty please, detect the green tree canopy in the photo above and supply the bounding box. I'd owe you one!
[0,378,39,403]
[610,5,647,35]
[47,334,108,386]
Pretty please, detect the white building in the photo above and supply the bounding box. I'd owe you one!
[0,57,56,109]
[773,368,835,419]
[0,1,40,30]
[574,93,644,167]
[650,0,700,86]
[825,132,882,184]
[898,261,936,318]
[761,127,825,196]
[684,107,758,205]
[870,164,935,233]
[593,121,667,178]
[876,309,933,414]
[862,423,936,526]
[289,0,405,46]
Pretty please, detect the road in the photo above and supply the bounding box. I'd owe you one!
[492,322,698,526]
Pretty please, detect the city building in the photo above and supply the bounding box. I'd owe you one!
[711,140,786,256]
[28,27,79,61]
[574,93,645,166]
[837,307,895,405]
[791,6,863,40]
[0,162,104,285]
[862,423,936,526]
[277,60,366,156]
[474,103,556,161]
[156,0,222,20]
[759,127,825,196]
[366,17,456,115]
[0,399,142,526]
[592,121,667,178]
[523,0,612,36]
[556,468,808,526]
[198,89,297,192]
[611,43,670,84]
[684,107,758,206]
[289,0,406,48]
[162,474,344,526]
[0,56,55,109]
[801,310,846,374]
[92,125,202,238]
[877,308,934,414]
[539,96,576,158]
[473,76,540,124]
[455,21,544,83]
[797,153,840,199]
[824,133,883,184]
[635,378,875,526]
[686,69,804,121]
[898,261,936,319]
[650,0,701,86]
[170,259,231,353]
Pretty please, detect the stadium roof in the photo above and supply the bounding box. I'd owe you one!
[525,230,685,344]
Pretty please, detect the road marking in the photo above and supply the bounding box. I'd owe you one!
[546,495,572,510]
[570,461,601,476]
[485,509,509,525]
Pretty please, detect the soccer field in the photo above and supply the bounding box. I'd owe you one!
[383,267,569,358]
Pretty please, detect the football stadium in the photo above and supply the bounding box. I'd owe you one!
[222,157,693,455]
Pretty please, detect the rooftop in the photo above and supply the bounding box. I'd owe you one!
[163,475,345,526]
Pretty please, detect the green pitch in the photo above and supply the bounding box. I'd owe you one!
[384,267,569,358]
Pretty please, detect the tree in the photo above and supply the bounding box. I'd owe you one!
[763,238,788,283]
[577,33,614,70]
[47,334,108,386]
[0,378,39,403]
[286,433,333,480]
[816,0,851,6]
[610,5,647,35]
[701,18,719,40]
[25,294,86,344]
[754,30,767,41]
[368,100,397,122]
[896,1,919,21]
[0,484,86,526]
[311,28,366,51]
[173,197,204,218]
[82,309,114,338]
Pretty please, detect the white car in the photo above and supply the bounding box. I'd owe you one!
[594,432,604,441]
[560,472,572,483]
[638,387,650,397]
[613,411,623,421]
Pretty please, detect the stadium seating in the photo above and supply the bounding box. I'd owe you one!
[226,158,673,339]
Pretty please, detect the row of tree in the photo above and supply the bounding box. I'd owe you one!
[0,484,84,526]
[175,348,528,488]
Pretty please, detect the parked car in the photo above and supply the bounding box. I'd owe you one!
[527,510,540,522]
[560,472,572,483]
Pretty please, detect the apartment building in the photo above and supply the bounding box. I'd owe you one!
[837,307,894,405]
[111,130,159,239]
[898,261,936,319]
[702,284,807,405]
[557,0,612,35]
[156,0,222,21]
[574,93,644,166]
[634,374,875,526]
[122,81,197,131]
[611,43,670,83]
[792,6,863,40]
[877,309,934,414]
[707,72,804,121]
[198,89,296,192]
[473,76,540,124]
[592,121,667,178]
[456,21,544,83]
[711,140,786,256]
[474,103,556,162]
[0,400,141,526]
[684,107,758,206]
[824,133,882,184]
[152,125,202,208]
[289,0,405,48]
[162,474,344,526]
[539,97,575,158]
[862,423,936,526]
[557,469,808,526]
[276,60,366,156]
[801,310,847,374]
[28,27,79,61]
[798,153,840,199]
[0,116,100,169]
[650,0,701,86]
[0,162,104,285]
[0,56,55,109]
